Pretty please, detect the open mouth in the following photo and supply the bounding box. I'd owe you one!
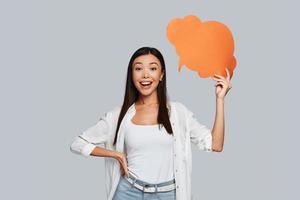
[139,81,153,89]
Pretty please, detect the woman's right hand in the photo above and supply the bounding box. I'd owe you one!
[114,151,129,177]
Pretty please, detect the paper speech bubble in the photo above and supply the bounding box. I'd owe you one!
[166,15,236,79]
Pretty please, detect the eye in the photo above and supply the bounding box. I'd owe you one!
[135,67,142,71]
[151,67,157,71]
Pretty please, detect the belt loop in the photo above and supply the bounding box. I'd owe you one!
[133,176,137,184]
[155,184,158,193]
[142,185,145,200]
[130,176,137,188]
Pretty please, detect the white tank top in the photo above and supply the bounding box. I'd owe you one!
[124,119,175,184]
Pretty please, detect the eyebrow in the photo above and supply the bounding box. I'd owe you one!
[133,62,159,66]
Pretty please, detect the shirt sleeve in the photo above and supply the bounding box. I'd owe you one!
[70,111,112,157]
[180,102,213,152]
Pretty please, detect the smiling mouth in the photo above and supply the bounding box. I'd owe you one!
[140,81,152,86]
[139,81,153,89]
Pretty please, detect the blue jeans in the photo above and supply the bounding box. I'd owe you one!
[112,175,176,200]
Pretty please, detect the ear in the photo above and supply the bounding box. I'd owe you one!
[160,71,164,80]
[160,74,164,80]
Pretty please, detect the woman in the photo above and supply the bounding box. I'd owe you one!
[70,46,232,200]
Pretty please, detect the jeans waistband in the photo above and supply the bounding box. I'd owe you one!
[126,173,175,187]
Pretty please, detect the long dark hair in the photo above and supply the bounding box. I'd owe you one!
[113,47,173,146]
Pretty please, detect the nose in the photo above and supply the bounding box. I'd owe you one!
[143,71,149,78]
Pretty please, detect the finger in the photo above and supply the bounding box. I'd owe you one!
[225,68,231,81]
[125,168,129,177]
[122,160,127,170]
[120,161,125,172]
[213,76,230,87]
[215,81,224,87]
[121,168,126,177]
[211,78,218,83]
[122,158,128,176]
[216,81,231,89]
[212,76,223,82]
[214,74,226,81]
[215,79,226,85]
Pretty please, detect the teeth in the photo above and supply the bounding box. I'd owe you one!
[140,81,152,86]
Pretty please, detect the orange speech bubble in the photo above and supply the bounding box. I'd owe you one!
[166,15,236,79]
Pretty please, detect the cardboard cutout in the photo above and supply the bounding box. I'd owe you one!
[166,15,236,79]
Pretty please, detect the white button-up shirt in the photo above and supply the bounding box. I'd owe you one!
[70,101,213,200]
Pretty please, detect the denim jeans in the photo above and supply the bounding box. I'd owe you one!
[112,175,176,200]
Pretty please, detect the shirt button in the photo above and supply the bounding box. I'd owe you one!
[176,186,179,189]
[174,154,176,157]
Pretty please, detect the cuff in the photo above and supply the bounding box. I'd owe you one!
[203,131,213,152]
[81,143,96,157]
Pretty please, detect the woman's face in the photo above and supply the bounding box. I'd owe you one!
[132,54,164,97]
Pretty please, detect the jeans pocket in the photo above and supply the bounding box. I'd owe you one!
[155,189,176,200]
[116,176,133,192]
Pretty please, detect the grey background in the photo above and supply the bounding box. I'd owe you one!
[0,0,296,199]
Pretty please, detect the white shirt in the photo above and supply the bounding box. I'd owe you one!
[124,118,174,184]
[70,101,214,200]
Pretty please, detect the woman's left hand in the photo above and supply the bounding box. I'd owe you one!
[211,67,232,100]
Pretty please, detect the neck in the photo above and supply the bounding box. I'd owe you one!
[137,92,159,106]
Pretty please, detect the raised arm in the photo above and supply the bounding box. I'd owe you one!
[211,98,225,152]
[211,67,232,152]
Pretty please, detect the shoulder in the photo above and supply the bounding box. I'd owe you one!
[108,105,122,117]
[169,101,188,112]
[99,105,121,120]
